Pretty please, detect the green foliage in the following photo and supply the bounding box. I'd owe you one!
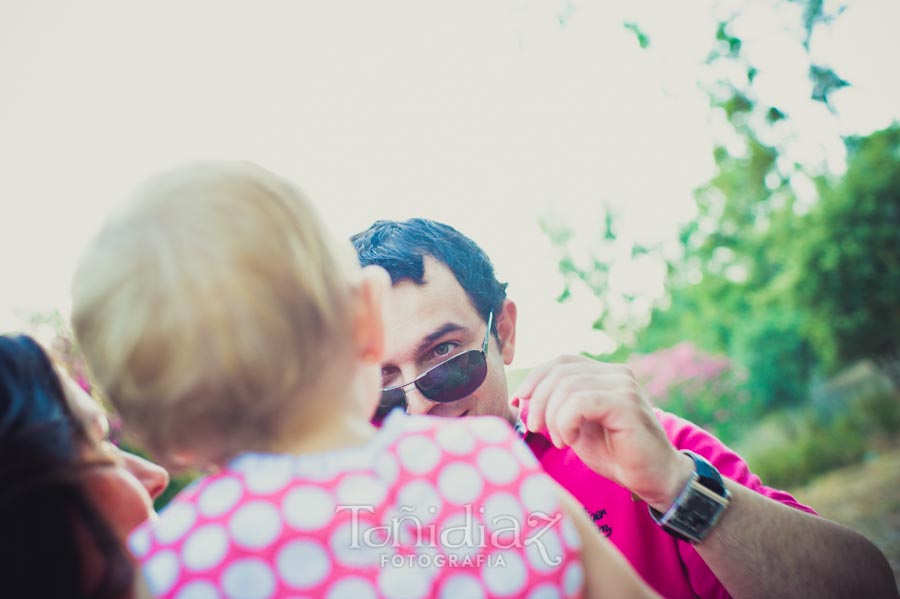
[638,121,815,418]
[731,309,815,410]
[712,21,742,59]
[737,391,900,489]
[628,1,875,421]
[792,125,900,372]
[624,22,650,49]
[540,210,660,351]
[766,107,786,123]
[809,65,850,107]
[544,2,897,446]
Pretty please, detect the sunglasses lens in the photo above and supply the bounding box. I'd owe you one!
[374,388,407,424]
[416,350,487,403]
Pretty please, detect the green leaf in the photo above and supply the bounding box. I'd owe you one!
[604,210,616,241]
[810,65,850,106]
[624,22,650,49]
[715,21,742,57]
[722,92,754,118]
[766,107,786,123]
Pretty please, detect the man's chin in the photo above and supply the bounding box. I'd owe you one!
[432,400,515,422]
[426,397,507,420]
[427,405,472,419]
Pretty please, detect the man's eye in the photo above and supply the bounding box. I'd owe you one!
[432,343,455,358]
[381,368,399,388]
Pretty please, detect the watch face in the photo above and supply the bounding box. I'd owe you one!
[671,492,724,534]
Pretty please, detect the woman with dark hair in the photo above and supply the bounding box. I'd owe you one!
[0,334,168,599]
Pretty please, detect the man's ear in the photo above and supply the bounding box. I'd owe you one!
[496,299,517,366]
[355,266,391,364]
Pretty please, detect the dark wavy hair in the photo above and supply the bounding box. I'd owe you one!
[351,218,508,331]
[0,334,133,599]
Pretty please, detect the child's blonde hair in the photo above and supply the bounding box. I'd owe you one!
[72,161,360,464]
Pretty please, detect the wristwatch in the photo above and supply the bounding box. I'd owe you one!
[649,450,731,544]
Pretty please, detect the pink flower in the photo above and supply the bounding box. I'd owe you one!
[628,342,731,402]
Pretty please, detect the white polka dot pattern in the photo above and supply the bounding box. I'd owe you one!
[198,477,243,518]
[330,522,383,568]
[156,503,198,544]
[336,474,387,506]
[175,580,220,599]
[526,529,564,573]
[182,525,229,571]
[221,557,276,599]
[439,513,484,560]
[435,423,477,455]
[294,458,340,482]
[438,462,483,504]
[395,479,443,523]
[397,435,441,474]
[128,527,151,559]
[143,550,179,596]
[482,550,528,596]
[326,577,377,599]
[373,452,399,485]
[130,414,583,599]
[282,486,334,531]
[470,417,512,444]
[440,574,486,599]
[563,562,585,597]
[228,501,282,550]
[478,446,521,485]
[528,583,563,599]
[521,474,560,514]
[243,455,293,495]
[277,540,331,588]
[560,515,581,551]
[378,563,430,599]
[483,492,525,536]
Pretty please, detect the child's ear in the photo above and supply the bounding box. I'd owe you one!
[354,266,391,364]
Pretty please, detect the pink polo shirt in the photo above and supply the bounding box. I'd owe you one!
[519,402,816,599]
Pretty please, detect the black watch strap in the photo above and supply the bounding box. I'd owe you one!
[649,450,731,543]
[687,450,726,495]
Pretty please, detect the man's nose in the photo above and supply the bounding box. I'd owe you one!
[120,450,170,500]
[403,386,440,416]
[392,366,435,416]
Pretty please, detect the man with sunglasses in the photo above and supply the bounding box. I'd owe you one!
[352,218,895,599]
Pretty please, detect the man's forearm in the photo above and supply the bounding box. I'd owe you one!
[695,479,898,599]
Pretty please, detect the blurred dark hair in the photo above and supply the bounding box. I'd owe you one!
[351,218,508,329]
[0,334,133,599]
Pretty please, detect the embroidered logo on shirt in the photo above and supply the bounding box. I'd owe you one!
[586,507,613,537]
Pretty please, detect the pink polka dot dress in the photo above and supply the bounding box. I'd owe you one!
[129,413,585,599]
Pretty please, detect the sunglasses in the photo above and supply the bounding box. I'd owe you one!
[374,311,494,423]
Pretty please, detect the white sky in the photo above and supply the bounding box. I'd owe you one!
[1,0,898,367]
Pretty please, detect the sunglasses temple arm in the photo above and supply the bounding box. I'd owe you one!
[483,310,494,353]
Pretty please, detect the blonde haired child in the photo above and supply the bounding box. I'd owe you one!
[72,162,657,599]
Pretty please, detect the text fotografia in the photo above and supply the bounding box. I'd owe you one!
[382,553,510,568]
[336,504,566,567]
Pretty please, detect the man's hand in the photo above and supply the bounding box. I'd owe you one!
[513,355,900,599]
[512,354,692,511]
